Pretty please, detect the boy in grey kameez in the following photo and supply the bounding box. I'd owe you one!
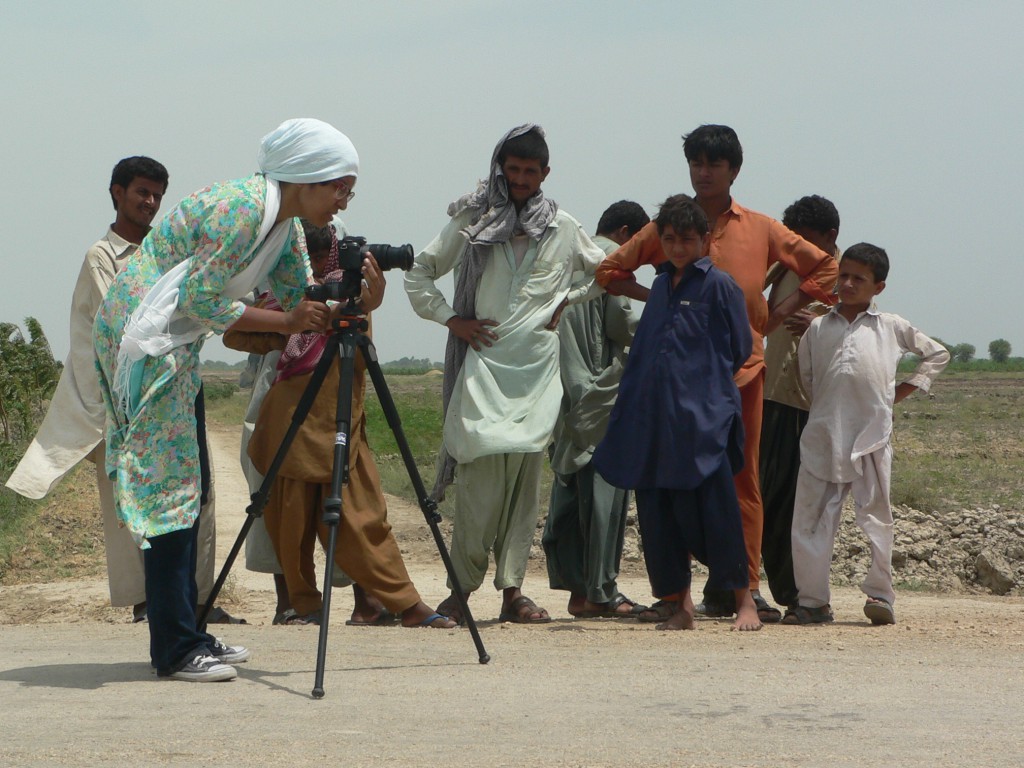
[543,201,650,618]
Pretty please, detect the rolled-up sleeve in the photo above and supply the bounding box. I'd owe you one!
[894,317,950,393]
[595,221,664,292]
[769,219,839,306]
[404,216,465,326]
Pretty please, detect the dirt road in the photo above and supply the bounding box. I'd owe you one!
[1,426,1022,767]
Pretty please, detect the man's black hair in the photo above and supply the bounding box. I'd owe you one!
[596,200,650,237]
[654,194,709,237]
[682,124,743,170]
[109,156,169,210]
[842,242,889,282]
[497,128,549,168]
[782,195,840,234]
[300,219,334,254]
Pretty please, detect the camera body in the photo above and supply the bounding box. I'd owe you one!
[304,236,414,303]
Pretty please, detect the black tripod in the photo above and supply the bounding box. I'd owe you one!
[198,311,490,698]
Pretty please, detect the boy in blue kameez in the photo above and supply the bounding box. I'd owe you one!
[593,195,761,631]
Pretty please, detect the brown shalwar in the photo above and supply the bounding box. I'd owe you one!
[235,324,420,617]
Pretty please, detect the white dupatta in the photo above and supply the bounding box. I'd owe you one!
[112,177,289,418]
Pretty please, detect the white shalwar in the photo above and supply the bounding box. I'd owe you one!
[791,306,949,609]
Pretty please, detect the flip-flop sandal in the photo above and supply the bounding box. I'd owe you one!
[413,612,456,628]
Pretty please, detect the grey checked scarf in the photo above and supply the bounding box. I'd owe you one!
[430,124,558,502]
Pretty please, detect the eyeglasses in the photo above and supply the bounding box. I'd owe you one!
[329,179,356,201]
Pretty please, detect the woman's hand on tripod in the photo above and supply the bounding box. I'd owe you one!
[357,253,386,313]
[285,299,331,333]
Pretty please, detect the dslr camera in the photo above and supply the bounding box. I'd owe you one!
[305,236,414,303]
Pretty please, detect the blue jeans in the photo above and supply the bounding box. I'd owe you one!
[146,518,217,675]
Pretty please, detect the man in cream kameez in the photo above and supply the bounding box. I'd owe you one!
[405,125,605,623]
[5,157,223,623]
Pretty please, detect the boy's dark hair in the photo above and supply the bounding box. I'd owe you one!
[300,219,334,254]
[782,195,840,234]
[842,242,889,282]
[596,200,650,237]
[654,194,709,237]
[109,156,169,210]
[682,124,743,170]
[497,128,549,167]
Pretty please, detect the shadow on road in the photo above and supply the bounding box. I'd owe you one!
[0,662,150,689]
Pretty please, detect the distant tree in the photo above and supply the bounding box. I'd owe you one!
[951,343,975,363]
[930,337,950,351]
[989,338,1012,363]
[0,318,62,442]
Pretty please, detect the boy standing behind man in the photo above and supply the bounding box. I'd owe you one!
[544,200,649,619]
[784,244,949,626]
[405,124,605,623]
[760,195,842,611]
[594,195,761,632]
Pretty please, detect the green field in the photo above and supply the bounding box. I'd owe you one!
[4,368,1020,585]
[203,369,1024,517]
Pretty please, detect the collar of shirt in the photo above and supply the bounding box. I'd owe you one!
[827,302,880,325]
[655,255,713,278]
[104,226,141,258]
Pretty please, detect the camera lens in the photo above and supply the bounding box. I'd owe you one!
[366,244,414,272]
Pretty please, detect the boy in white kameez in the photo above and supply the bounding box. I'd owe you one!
[404,124,604,623]
[784,243,949,626]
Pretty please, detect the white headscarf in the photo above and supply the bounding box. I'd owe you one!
[258,118,359,183]
[112,119,358,419]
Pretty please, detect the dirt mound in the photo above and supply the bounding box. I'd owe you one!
[835,502,1023,595]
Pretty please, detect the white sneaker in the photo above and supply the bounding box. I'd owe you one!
[209,637,251,664]
[170,654,237,682]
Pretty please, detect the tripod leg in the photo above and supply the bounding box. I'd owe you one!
[197,343,339,631]
[359,336,491,664]
[312,333,359,699]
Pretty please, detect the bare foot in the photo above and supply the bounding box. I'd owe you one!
[656,600,695,631]
[349,584,390,625]
[732,589,764,632]
[401,601,457,628]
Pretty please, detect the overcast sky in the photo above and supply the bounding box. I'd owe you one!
[2,1,1020,364]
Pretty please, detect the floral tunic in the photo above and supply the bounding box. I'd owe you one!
[93,174,311,547]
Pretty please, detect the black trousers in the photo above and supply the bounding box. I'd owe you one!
[757,399,807,607]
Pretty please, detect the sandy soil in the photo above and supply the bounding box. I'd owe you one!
[2,426,1023,767]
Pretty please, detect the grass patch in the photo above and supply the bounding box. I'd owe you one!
[205,369,1024,518]
[0,462,105,585]
[891,372,1024,512]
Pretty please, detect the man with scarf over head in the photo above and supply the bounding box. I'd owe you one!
[405,125,605,623]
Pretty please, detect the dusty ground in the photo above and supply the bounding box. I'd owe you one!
[2,426,1023,767]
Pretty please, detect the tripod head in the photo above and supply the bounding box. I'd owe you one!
[330,311,369,334]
